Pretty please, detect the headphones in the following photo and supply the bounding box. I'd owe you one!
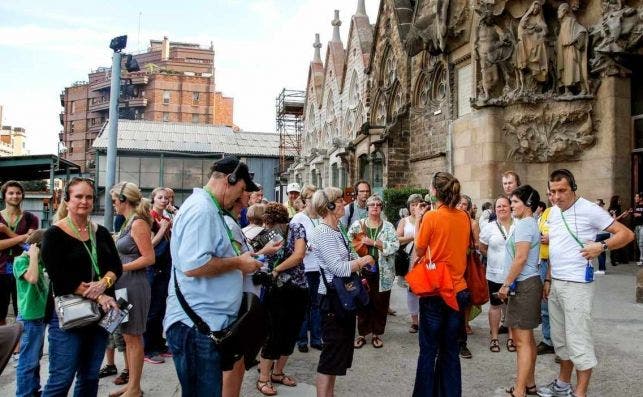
[321,190,336,210]
[227,161,242,185]
[553,169,577,192]
[525,190,535,207]
[118,183,128,203]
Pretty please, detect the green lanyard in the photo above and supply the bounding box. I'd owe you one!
[365,220,382,258]
[116,214,135,239]
[507,224,538,260]
[2,210,23,256]
[560,210,584,249]
[337,223,357,257]
[66,218,100,280]
[203,187,241,256]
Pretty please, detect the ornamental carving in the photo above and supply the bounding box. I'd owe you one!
[503,101,596,162]
[406,0,450,55]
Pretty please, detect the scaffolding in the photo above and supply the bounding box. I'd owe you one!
[275,88,304,175]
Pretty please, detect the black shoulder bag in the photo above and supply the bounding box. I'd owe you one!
[173,268,265,370]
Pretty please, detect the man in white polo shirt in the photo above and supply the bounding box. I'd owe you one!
[538,169,633,397]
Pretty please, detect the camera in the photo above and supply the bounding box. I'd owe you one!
[252,271,273,287]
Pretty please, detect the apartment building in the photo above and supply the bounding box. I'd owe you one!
[59,37,234,171]
[0,106,28,157]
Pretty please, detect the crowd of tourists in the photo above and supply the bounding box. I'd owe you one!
[0,157,637,397]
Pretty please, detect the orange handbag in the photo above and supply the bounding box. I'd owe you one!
[465,230,489,306]
[351,220,369,257]
[405,246,459,311]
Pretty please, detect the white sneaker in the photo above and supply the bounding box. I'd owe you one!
[637,261,643,266]
[537,379,573,397]
[594,270,605,275]
[11,352,19,368]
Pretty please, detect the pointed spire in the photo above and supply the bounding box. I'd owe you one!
[355,0,367,16]
[313,33,322,63]
[331,10,342,43]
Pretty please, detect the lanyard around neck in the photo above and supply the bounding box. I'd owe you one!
[496,220,511,240]
[66,217,100,279]
[1,209,22,232]
[117,214,135,239]
[204,187,241,256]
[560,209,584,249]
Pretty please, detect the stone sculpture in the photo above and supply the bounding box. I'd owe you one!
[515,1,549,94]
[556,3,589,95]
[406,0,450,55]
[475,7,518,102]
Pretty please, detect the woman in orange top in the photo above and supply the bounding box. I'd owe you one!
[412,172,471,397]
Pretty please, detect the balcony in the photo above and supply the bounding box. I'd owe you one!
[59,113,64,125]
[60,92,65,107]
[128,97,148,107]
[88,100,110,112]
[130,75,148,85]
[89,74,149,92]
[89,79,111,92]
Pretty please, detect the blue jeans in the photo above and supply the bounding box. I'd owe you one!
[539,259,551,345]
[413,290,470,397]
[16,318,46,397]
[145,267,170,355]
[166,321,223,397]
[297,271,322,347]
[43,315,109,397]
[595,233,610,271]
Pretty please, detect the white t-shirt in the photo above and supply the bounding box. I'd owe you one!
[480,220,514,284]
[548,197,614,282]
[291,211,321,272]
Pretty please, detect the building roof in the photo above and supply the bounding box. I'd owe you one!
[0,154,81,180]
[92,120,280,157]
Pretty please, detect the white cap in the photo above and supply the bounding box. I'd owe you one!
[287,183,301,193]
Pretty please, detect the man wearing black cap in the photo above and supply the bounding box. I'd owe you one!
[164,156,263,396]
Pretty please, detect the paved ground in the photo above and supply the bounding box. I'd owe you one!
[2,262,642,396]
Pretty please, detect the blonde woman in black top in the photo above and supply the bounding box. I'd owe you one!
[41,178,122,397]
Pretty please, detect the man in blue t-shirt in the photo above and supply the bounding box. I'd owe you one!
[164,156,263,396]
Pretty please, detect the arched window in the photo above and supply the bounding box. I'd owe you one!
[331,163,339,186]
[349,70,359,108]
[358,154,370,182]
[381,46,396,87]
[311,170,318,187]
[372,151,384,188]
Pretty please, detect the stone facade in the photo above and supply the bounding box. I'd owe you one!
[288,0,643,203]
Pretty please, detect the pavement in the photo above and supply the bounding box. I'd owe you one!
[1,262,642,396]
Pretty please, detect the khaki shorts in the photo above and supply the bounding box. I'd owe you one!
[506,276,542,330]
[107,327,126,352]
[548,279,597,371]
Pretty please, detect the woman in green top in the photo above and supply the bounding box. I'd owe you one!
[13,229,50,397]
[348,195,400,349]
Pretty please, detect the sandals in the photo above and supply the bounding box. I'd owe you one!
[113,369,129,385]
[271,373,297,387]
[256,379,277,396]
[354,336,366,349]
[506,385,538,396]
[490,338,501,353]
[371,335,384,348]
[409,324,419,334]
[507,338,517,352]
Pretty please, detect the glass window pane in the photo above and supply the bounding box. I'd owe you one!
[183,159,202,189]
[163,173,181,189]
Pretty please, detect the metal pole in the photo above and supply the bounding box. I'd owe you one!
[104,50,122,231]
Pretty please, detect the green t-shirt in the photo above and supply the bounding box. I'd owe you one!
[13,253,48,320]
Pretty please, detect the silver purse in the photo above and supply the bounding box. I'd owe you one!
[54,294,101,330]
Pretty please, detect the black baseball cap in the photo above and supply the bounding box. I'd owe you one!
[212,156,260,192]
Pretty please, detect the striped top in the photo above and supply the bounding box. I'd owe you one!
[310,222,356,295]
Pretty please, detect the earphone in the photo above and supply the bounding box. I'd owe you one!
[118,182,128,203]
[556,169,577,192]
[525,190,535,207]
[321,190,335,210]
[227,161,242,185]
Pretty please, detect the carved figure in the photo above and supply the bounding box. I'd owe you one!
[475,10,517,101]
[406,0,450,55]
[515,1,548,94]
[556,3,589,95]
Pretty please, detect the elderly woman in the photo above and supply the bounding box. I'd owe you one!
[497,185,542,397]
[310,187,374,397]
[41,178,122,396]
[346,195,399,349]
[479,196,515,353]
[396,194,425,333]
[256,203,308,396]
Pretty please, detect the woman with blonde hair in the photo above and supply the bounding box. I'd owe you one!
[108,182,155,397]
[42,177,122,396]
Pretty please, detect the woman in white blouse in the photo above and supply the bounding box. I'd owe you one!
[479,196,515,353]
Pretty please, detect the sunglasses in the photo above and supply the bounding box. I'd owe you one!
[368,203,383,208]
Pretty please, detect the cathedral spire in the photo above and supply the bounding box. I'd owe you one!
[313,33,322,63]
[355,0,367,17]
[331,10,342,43]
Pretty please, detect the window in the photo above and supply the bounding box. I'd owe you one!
[457,64,472,117]
[331,163,339,186]
[358,154,370,182]
[91,118,97,126]
[70,121,75,133]
[163,91,171,104]
[372,151,384,188]
[118,157,140,185]
[163,157,183,189]
[140,157,160,188]
[70,101,76,114]
[163,112,170,122]
[192,92,200,102]
[192,114,199,123]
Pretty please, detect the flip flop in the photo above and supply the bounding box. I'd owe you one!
[507,338,517,352]
[354,336,366,349]
[371,335,383,348]
[490,338,500,352]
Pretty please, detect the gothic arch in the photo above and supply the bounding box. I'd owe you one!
[372,91,388,126]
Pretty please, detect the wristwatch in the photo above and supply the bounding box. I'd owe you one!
[600,241,608,252]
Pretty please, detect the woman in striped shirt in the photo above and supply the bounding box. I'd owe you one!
[309,187,374,397]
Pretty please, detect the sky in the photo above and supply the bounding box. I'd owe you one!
[0,0,380,155]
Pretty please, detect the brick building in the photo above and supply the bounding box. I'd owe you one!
[59,37,234,172]
[0,106,28,157]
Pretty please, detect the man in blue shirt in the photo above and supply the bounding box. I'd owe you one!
[164,156,262,397]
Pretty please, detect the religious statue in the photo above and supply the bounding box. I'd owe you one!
[556,3,589,95]
[475,9,517,101]
[406,0,450,55]
[515,1,549,94]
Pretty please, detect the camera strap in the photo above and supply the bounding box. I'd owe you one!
[173,267,217,340]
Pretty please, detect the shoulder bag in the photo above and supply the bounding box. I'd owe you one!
[54,221,102,330]
[465,223,490,306]
[351,220,369,257]
[405,244,459,311]
[395,242,413,277]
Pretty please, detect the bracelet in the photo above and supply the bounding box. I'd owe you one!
[544,279,551,283]
[102,276,114,289]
